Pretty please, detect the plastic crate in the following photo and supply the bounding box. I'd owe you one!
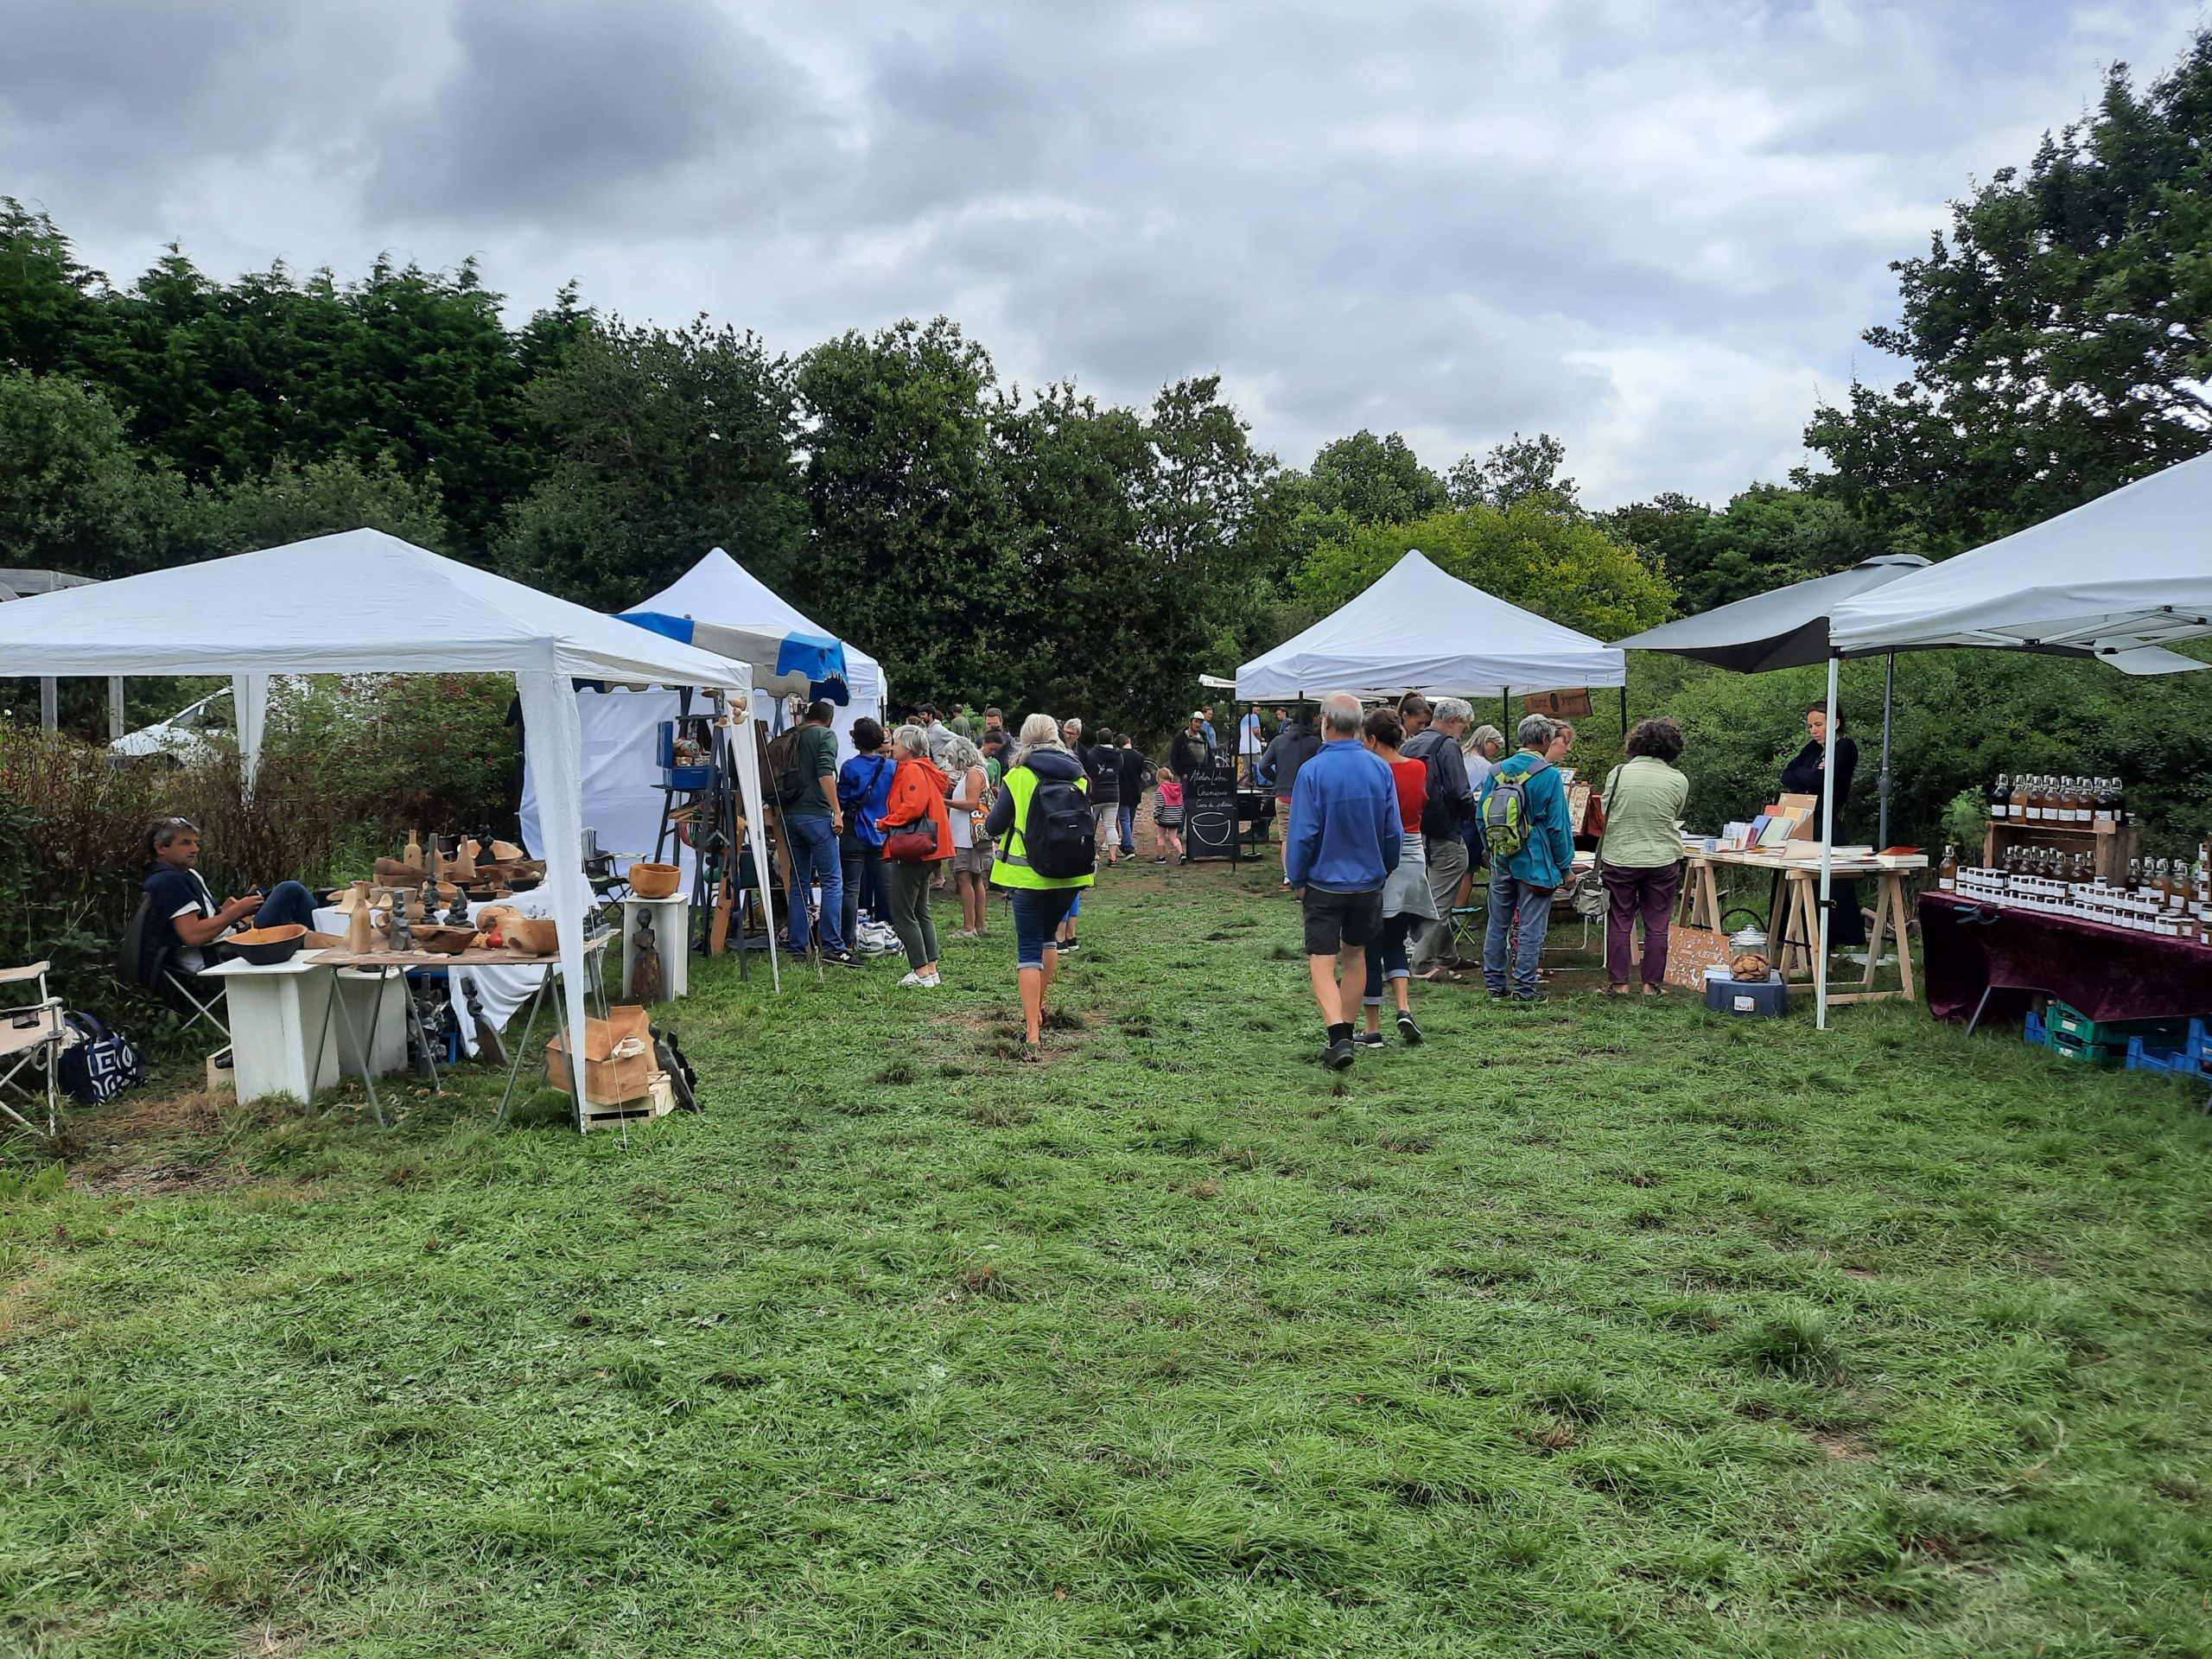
[2024,1010,2046,1047]
[2125,1035,2199,1074]
[1706,973,1788,1018]
[2049,1033,2121,1065]
[2044,1000,2190,1051]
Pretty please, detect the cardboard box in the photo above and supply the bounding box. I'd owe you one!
[546,1005,656,1104]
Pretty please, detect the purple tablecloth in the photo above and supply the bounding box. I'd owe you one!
[1920,893,2212,1025]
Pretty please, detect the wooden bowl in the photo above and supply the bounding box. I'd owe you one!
[231,924,307,966]
[628,861,682,899]
[410,925,475,957]
[505,918,558,957]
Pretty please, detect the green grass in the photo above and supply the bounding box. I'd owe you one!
[6,861,2212,1656]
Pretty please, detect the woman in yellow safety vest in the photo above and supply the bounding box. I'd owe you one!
[983,712,1096,1057]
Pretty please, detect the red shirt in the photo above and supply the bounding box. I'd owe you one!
[1389,756,1425,836]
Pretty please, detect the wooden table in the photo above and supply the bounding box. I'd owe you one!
[1680,847,1926,1007]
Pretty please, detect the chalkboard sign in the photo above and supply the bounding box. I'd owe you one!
[1184,762,1241,862]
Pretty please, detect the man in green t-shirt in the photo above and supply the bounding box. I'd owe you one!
[785,700,855,965]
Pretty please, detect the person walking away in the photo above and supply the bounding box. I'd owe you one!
[1357,708,1436,1046]
[1284,691,1401,1071]
[1479,714,1574,1002]
[1259,710,1322,851]
[1237,707,1263,785]
[986,713,1096,1054]
[944,734,993,938]
[1403,698,1481,977]
[836,717,898,955]
[1085,727,1123,866]
[876,725,953,985]
[783,699,855,966]
[1599,717,1691,995]
[1153,766,1186,862]
[1115,734,1152,861]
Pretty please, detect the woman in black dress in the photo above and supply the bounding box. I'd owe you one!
[1779,701,1866,948]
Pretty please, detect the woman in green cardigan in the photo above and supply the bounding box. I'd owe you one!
[1598,717,1691,995]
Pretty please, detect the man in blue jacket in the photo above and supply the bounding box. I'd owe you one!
[1285,691,1401,1070]
[1478,713,1575,1001]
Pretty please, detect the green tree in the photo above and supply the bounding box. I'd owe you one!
[193,453,459,558]
[1603,485,1891,613]
[1447,431,1580,513]
[1307,429,1447,526]
[1806,31,2212,549]
[0,198,107,376]
[497,317,804,611]
[797,318,1012,704]
[1295,501,1674,643]
[0,370,188,579]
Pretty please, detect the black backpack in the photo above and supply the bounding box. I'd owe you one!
[1025,775,1097,880]
[764,728,809,808]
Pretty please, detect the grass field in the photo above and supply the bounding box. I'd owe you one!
[5,858,2212,1657]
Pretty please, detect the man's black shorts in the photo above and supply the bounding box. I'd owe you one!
[1300,886,1384,955]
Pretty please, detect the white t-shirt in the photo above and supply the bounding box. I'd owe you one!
[1239,712,1262,757]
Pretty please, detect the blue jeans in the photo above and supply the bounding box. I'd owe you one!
[1011,887,1081,969]
[1362,912,1414,1007]
[1484,871,1554,997]
[1117,803,1137,855]
[784,814,845,955]
[253,880,317,931]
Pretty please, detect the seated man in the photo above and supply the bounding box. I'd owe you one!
[143,817,318,974]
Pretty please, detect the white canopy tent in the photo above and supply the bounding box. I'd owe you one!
[1236,550,1625,702]
[1806,454,2212,1028]
[637,548,886,738]
[521,547,888,889]
[0,529,771,1109]
[1829,452,2212,658]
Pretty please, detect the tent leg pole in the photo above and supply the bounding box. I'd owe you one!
[1878,652,1895,851]
[1501,687,1510,732]
[109,678,124,741]
[1817,657,1840,1033]
[1618,683,1627,738]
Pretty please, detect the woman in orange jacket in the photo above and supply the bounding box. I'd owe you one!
[876,725,954,986]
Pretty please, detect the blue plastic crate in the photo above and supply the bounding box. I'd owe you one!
[2128,1034,2210,1076]
[2024,1010,2047,1048]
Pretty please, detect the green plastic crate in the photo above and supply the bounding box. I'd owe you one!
[2049,1033,2122,1065]
[2044,1000,2190,1051]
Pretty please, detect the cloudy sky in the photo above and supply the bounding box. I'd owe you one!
[3,0,2202,507]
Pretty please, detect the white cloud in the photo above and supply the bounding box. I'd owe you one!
[2,0,2203,505]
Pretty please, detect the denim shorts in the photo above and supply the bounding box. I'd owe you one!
[1010,887,1082,969]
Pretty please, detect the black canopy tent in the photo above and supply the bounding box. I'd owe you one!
[1613,555,1930,846]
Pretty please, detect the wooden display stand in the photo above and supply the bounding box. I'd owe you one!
[1983,817,2137,882]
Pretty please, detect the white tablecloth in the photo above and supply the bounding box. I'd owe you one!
[310,892,560,1060]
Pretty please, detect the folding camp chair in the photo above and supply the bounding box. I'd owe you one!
[0,962,76,1136]
[118,893,232,1061]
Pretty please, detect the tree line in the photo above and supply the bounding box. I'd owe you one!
[3,30,2209,785]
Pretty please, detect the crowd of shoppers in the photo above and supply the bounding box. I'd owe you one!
[754,686,1700,1068]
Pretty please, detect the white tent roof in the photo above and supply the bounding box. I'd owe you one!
[634,549,884,702]
[0,529,774,1109]
[0,529,745,686]
[1830,452,2212,658]
[1237,549,1625,701]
